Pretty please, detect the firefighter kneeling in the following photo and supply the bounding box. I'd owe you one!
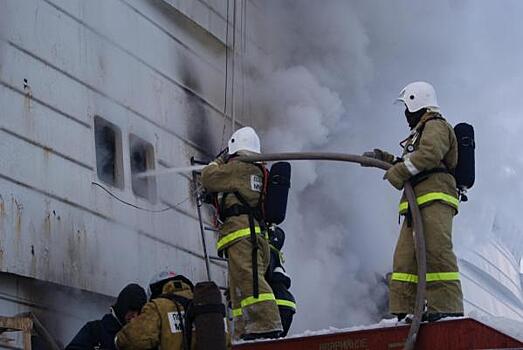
[201,127,283,340]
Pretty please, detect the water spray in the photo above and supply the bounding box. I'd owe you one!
[134,165,206,179]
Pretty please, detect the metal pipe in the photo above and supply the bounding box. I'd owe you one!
[28,313,61,350]
[236,151,425,350]
[193,171,213,281]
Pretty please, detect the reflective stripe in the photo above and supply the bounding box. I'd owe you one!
[404,157,420,176]
[216,226,262,250]
[277,299,297,310]
[240,293,276,309]
[426,272,460,282]
[273,267,290,278]
[392,272,460,284]
[391,272,419,283]
[232,296,288,317]
[232,308,242,317]
[399,192,459,213]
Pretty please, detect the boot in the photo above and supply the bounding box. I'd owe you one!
[426,312,464,322]
[241,331,281,341]
[393,313,407,322]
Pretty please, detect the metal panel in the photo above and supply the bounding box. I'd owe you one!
[0,0,229,298]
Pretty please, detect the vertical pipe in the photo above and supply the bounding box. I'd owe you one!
[193,171,212,281]
[231,0,237,132]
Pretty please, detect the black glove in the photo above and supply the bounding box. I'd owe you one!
[361,149,384,167]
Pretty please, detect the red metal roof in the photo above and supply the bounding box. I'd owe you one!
[234,318,523,350]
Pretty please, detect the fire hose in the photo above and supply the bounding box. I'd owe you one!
[235,152,425,350]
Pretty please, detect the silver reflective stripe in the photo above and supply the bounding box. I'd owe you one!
[274,267,290,278]
[404,157,420,176]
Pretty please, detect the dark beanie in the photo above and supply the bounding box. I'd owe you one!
[113,283,147,323]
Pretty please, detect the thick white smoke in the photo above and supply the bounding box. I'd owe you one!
[244,1,399,332]
[246,0,523,333]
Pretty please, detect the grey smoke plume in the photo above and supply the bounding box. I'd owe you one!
[247,0,523,332]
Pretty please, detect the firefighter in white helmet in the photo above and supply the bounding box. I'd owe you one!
[201,127,282,340]
[364,81,464,322]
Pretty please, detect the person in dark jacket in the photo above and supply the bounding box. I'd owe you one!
[66,283,146,350]
[265,226,296,337]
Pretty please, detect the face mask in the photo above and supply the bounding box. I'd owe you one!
[404,108,427,129]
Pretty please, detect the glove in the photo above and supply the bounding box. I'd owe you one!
[361,149,385,167]
[207,153,228,167]
[383,163,406,190]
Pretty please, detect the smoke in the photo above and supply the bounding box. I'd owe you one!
[246,0,523,332]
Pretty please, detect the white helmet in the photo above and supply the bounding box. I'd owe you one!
[396,81,439,112]
[228,126,261,155]
[147,270,193,299]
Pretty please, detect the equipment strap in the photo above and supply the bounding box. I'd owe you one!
[157,293,192,308]
[221,204,251,218]
[409,167,449,187]
[233,191,260,299]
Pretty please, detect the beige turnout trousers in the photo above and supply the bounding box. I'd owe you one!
[389,202,464,314]
[228,236,282,338]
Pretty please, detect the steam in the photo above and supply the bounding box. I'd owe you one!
[246,0,523,332]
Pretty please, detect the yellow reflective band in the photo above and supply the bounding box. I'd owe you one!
[392,272,460,283]
[240,293,276,309]
[426,272,460,282]
[399,192,459,213]
[391,272,418,283]
[216,226,262,250]
[232,308,242,317]
[277,299,297,310]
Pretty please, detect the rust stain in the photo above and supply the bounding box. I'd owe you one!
[0,194,4,269]
[14,198,23,238]
[43,146,52,160]
[23,88,33,110]
[66,221,88,288]
[0,194,5,216]
[44,212,51,237]
[30,243,37,276]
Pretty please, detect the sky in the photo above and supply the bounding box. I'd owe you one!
[247,0,523,332]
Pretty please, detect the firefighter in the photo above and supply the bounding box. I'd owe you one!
[364,81,464,322]
[115,271,198,350]
[66,283,146,350]
[265,226,296,337]
[200,127,283,340]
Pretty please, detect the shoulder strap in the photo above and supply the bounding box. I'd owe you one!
[157,294,192,350]
[417,115,446,135]
[157,293,192,309]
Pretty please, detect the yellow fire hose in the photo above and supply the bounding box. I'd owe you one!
[236,152,425,350]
